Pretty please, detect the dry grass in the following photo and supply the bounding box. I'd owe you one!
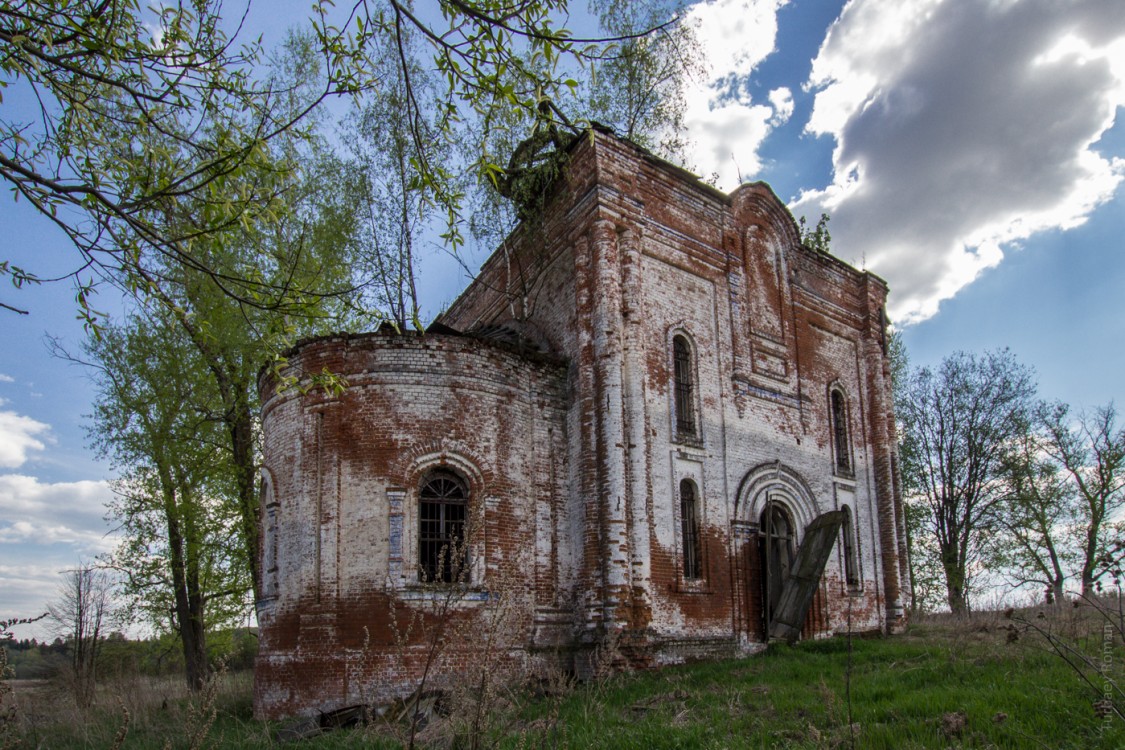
[8,669,256,749]
[4,598,1125,748]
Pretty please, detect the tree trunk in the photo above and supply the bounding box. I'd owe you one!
[906,524,919,614]
[228,382,261,600]
[169,517,209,691]
[1050,577,1066,604]
[183,568,209,692]
[945,583,968,616]
[171,303,262,602]
[941,544,968,615]
[161,469,210,692]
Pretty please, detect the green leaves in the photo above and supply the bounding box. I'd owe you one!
[799,213,833,254]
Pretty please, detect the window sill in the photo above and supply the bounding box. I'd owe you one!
[398,584,495,603]
[675,579,712,594]
[255,596,279,612]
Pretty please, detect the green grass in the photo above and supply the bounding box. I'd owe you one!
[516,621,1124,750]
[9,611,1125,748]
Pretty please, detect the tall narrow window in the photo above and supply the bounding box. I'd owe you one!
[831,389,851,475]
[680,479,702,579]
[419,471,468,583]
[841,505,859,588]
[673,335,696,438]
[260,475,279,599]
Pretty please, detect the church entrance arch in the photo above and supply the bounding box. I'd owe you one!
[732,463,821,641]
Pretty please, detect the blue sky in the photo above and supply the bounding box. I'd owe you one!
[2,0,1124,635]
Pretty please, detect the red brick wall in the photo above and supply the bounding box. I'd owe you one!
[255,332,569,718]
[442,129,905,653]
[255,129,908,720]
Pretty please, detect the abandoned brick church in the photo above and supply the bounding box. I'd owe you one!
[254,129,910,719]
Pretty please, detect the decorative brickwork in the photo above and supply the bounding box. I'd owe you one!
[254,129,909,719]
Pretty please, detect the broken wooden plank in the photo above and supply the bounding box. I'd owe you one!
[768,510,845,643]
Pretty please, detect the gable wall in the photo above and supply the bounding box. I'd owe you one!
[442,131,905,656]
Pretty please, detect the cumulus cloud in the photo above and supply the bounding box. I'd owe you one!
[0,475,118,637]
[0,474,116,552]
[0,410,51,468]
[681,0,790,186]
[0,563,64,635]
[0,374,14,383]
[768,87,794,126]
[795,0,1125,324]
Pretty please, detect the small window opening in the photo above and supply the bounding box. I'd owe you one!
[831,389,851,475]
[680,479,702,579]
[673,336,696,438]
[260,476,279,599]
[842,505,859,588]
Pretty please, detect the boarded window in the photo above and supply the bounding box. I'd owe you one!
[419,471,468,583]
[673,335,696,438]
[831,389,851,475]
[680,479,702,579]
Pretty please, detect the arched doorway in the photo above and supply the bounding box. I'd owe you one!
[759,499,796,629]
[732,462,822,643]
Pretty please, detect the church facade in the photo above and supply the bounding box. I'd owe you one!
[254,129,910,719]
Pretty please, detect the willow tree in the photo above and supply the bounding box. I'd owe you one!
[585,0,702,160]
[2,1,666,320]
[86,316,248,690]
[79,137,363,689]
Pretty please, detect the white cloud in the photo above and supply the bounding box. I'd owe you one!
[0,410,51,468]
[768,87,794,126]
[0,474,116,553]
[0,562,67,622]
[681,0,790,186]
[795,0,1125,324]
[0,475,118,638]
[0,374,14,383]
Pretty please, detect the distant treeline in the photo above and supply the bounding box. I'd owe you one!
[1,628,257,680]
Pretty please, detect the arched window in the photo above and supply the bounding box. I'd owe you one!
[259,472,280,600]
[830,388,852,475]
[673,335,696,438]
[418,470,468,583]
[841,505,859,588]
[680,479,702,579]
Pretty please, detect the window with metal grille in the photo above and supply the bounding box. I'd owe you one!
[673,335,696,438]
[680,479,702,579]
[831,389,851,475]
[418,471,468,583]
[841,504,860,588]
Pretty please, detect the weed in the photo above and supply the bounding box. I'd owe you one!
[7,604,1125,748]
[1009,593,1125,724]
